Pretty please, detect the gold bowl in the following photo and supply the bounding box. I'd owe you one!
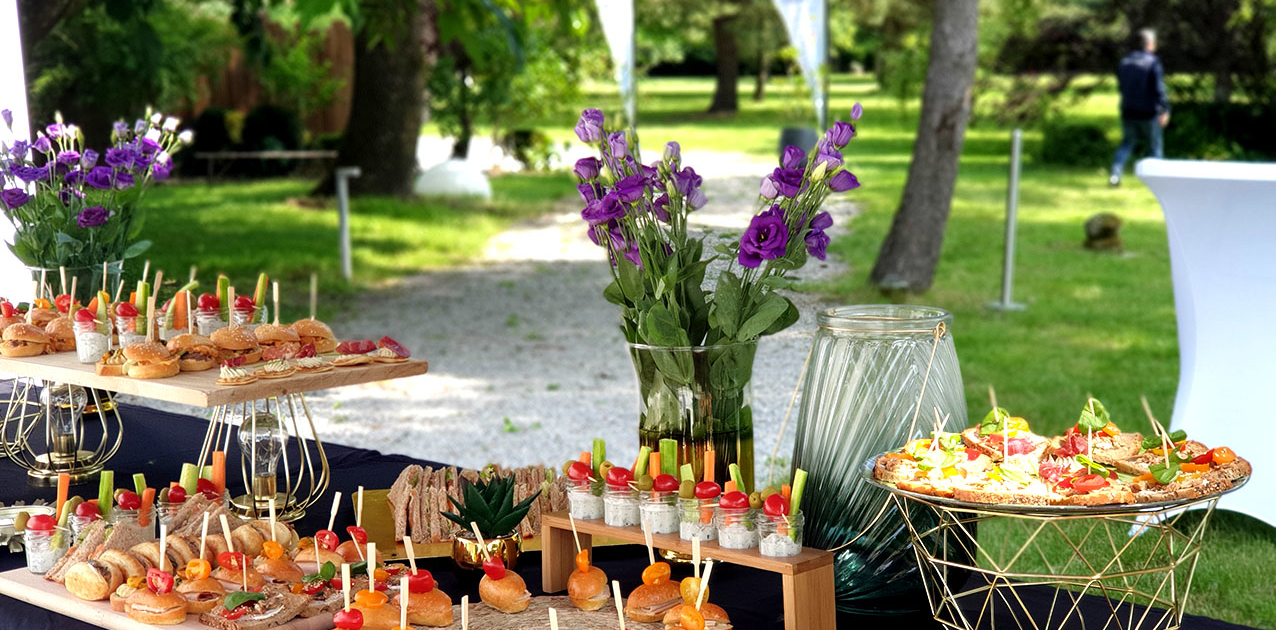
[451,531,522,570]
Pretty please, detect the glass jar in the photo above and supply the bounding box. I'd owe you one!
[114,314,144,347]
[231,305,266,330]
[758,512,804,557]
[67,514,101,540]
[196,310,226,336]
[678,497,716,542]
[639,491,679,534]
[567,483,604,520]
[714,506,757,549]
[109,508,156,540]
[73,320,111,364]
[157,501,184,530]
[24,526,71,574]
[603,484,639,528]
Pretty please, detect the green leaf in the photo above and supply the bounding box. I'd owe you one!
[303,561,337,583]
[223,591,265,611]
[979,408,1011,436]
[736,293,789,340]
[122,239,152,259]
[54,232,82,246]
[642,303,686,347]
[602,280,626,306]
[650,348,693,385]
[714,271,742,338]
[1149,458,1180,484]
[1142,429,1187,451]
[616,255,643,301]
[1077,398,1110,432]
[1074,454,1113,475]
[763,297,799,335]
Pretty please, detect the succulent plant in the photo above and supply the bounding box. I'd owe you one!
[441,475,541,539]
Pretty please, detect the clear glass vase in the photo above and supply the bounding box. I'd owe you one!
[791,305,967,615]
[27,261,124,303]
[629,341,756,490]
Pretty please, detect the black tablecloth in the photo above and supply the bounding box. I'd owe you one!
[0,393,1254,630]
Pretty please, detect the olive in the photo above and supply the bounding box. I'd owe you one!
[678,479,696,499]
[562,460,576,477]
[636,475,654,491]
[748,491,763,509]
[60,497,83,526]
[157,487,169,502]
[114,488,128,501]
[760,486,779,501]
[598,461,614,478]
[13,511,29,533]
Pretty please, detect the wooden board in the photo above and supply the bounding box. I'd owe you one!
[0,352,428,408]
[452,595,660,630]
[0,568,332,630]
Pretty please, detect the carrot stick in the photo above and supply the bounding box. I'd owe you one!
[704,449,715,483]
[781,484,792,502]
[56,473,70,522]
[579,452,591,466]
[649,452,661,479]
[211,451,226,496]
[139,487,156,527]
[723,480,736,494]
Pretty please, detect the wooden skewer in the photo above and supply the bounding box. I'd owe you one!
[141,260,150,288]
[159,523,167,573]
[342,563,351,611]
[404,538,418,573]
[113,279,125,303]
[692,537,701,578]
[146,295,157,343]
[39,270,46,302]
[640,514,655,565]
[366,542,376,583]
[356,486,364,528]
[695,560,714,610]
[59,266,66,296]
[310,273,318,320]
[461,595,469,630]
[327,491,342,531]
[549,607,559,630]
[227,286,236,323]
[268,498,277,542]
[469,522,491,561]
[400,576,409,630]
[611,580,625,630]
[199,512,209,561]
[101,262,108,293]
[186,291,194,332]
[272,281,280,325]
[69,277,76,312]
[568,513,582,555]
[220,514,234,554]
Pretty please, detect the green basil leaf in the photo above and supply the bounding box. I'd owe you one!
[1149,459,1179,485]
[979,408,1009,436]
[998,465,1032,485]
[1141,429,1187,451]
[1074,454,1112,475]
[223,590,265,611]
[1077,397,1110,432]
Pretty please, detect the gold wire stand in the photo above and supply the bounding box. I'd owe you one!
[1,378,123,485]
[888,490,1222,630]
[196,392,329,523]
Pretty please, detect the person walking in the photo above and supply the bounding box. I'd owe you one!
[1110,29,1170,186]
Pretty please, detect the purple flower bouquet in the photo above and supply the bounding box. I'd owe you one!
[572,106,863,486]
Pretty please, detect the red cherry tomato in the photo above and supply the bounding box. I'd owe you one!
[74,501,101,518]
[333,608,364,630]
[217,552,245,571]
[0,301,14,317]
[693,482,721,500]
[482,556,506,581]
[195,478,219,500]
[114,302,138,317]
[718,490,749,509]
[1070,474,1109,494]
[346,525,368,544]
[605,466,634,487]
[116,490,141,510]
[383,565,404,577]
[166,485,187,504]
[373,579,388,592]
[567,461,593,482]
[220,605,247,620]
[1192,450,1215,465]
[315,529,339,551]
[233,295,255,308]
[146,568,174,594]
[652,474,680,493]
[763,493,790,517]
[197,294,219,311]
[407,569,434,594]
[55,294,73,313]
[26,514,55,531]
[303,580,325,595]
[72,308,95,323]
[329,577,343,590]
[964,447,982,461]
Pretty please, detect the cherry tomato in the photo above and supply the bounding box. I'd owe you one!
[383,565,404,577]
[693,482,721,500]
[197,294,220,311]
[261,541,284,560]
[186,558,211,581]
[55,294,73,313]
[354,589,388,608]
[407,569,434,594]
[482,555,506,581]
[372,568,389,582]
[346,525,368,544]
[315,530,339,551]
[1192,450,1215,465]
[72,308,96,323]
[1070,473,1109,494]
[332,608,363,630]
[116,490,141,510]
[25,514,55,531]
[763,493,790,517]
[146,568,174,595]
[652,474,680,493]
[217,551,245,571]
[221,605,247,620]
[575,549,591,574]
[680,604,706,630]
[195,478,219,500]
[74,501,101,518]
[329,577,343,590]
[1212,446,1236,465]
[0,301,13,317]
[33,298,52,309]
[718,490,749,510]
[373,579,388,592]
[567,461,593,482]
[965,447,982,461]
[303,580,325,595]
[234,295,255,309]
[114,302,138,317]
[605,466,634,487]
[680,576,706,605]
[641,561,671,585]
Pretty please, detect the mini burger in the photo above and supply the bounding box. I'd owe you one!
[211,561,265,591]
[44,317,76,352]
[166,333,219,371]
[478,570,530,614]
[254,554,305,584]
[391,570,453,627]
[175,577,225,614]
[121,341,181,379]
[663,603,732,629]
[291,319,337,353]
[124,586,188,625]
[210,325,262,365]
[27,307,59,328]
[625,579,682,623]
[254,323,300,351]
[1,323,50,357]
[568,564,609,611]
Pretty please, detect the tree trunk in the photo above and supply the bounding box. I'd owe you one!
[869,0,979,293]
[452,70,471,159]
[707,14,739,114]
[313,0,436,197]
[753,47,770,102]
[17,0,82,60]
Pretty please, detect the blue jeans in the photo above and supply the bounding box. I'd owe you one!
[1111,117,1163,176]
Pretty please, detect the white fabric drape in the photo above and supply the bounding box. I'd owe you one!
[772,0,827,129]
[595,0,636,128]
[0,0,31,299]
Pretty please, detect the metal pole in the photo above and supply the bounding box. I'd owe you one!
[334,167,362,283]
[987,128,1026,311]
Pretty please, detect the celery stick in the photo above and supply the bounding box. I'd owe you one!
[179,463,199,494]
[790,468,809,515]
[251,273,268,323]
[679,463,695,483]
[659,439,677,476]
[633,445,652,477]
[200,465,213,481]
[728,463,744,491]
[592,438,606,478]
[132,473,146,496]
[97,471,114,519]
[216,275,229,321]
[163,280,199,329]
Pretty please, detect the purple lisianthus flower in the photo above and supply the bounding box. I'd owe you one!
[814,145,843,169]
[829,170,860,192]
[59,188,85,206]
[13,165,48,183]
[1,109,11,128]
[642,163,664,189]
[574,108,605,143]
[56,150,81,166]
[104,148,134,169]
[769,167,804,198]
[114,171,134,190]
[113,121,129,138]
[45,124,65,139]
[588,220,627,250]
[781,145,806,169]
[805,229,830,260]
[151,158,172,180]
[652,193,670,222]
[851,102,864,120]
[607,131,628,160]
[581,192,625,225]
[809,211,833,231]
[614,174,646,202]
[133,119,147,135]
[738,209,790,268]
[623,243,643,268]
[85,166,113,190]
[139,137,161,154]
[687,189,707,210]
[81,149,99,170]
[577,182,600,203]
[1,188,29,209]
[760,177,779,199]
[32,136,51,153]
[77,205,110,228]
[664,142,681,166]
[64,169,84,186]
[673,167,702,195]
[8,140,28,160]
[573,157,601,180]
[826,121,855,148]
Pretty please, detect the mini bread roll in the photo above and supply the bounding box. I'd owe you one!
[98,549,148,579]
[125,589,188,625]
[231,523,266,557]
[64,560,123,601]
[336,540,384,564]
[294,546,346,570]
[175,577,225,614]
[201,534,230,565]
[129,542,182,573]
[211,565,265,591]
[478,572,531,613]
[164,535,198,565]
[392,588,453,627]
[568,565,609,611]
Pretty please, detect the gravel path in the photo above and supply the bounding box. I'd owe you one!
[131,153,857,477]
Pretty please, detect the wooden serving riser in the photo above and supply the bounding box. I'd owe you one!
[0,351,428,408]
[540,511,835,630]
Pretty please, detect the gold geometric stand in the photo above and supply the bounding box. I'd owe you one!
[891,493,1221,630]
[1,378,123,485]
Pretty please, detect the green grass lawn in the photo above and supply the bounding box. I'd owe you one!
[134,173,572,319]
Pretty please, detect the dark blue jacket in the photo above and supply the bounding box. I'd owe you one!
[1117,50,1170,120]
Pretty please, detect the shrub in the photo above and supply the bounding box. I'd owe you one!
[1038,120,1111,167]
[237,104,303,177]
[1165,102,1276,161]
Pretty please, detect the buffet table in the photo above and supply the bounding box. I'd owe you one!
[0,396,1256,630]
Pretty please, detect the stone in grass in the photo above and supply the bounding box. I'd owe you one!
[414,159,492,199]
[1084,213,1123,252]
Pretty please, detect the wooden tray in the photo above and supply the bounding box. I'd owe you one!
[0,352,428,408]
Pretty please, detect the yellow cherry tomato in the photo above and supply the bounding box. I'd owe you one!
[641,561,671,586]
[1101,420,1120,436]
[679,577,706,604]
[1003,417,1029,436]
[185,558,211,581]
[126,576,145,589]
[941,466,960,478]
[290,583,304,594]
[33,298,52,309]
[297,536,315,550]
[575,549,591,574]
[261,541,284,560]
[373,568,389,582]
[354,589,388,608]
[1212,446,1236,465]
[680,605,706,630]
